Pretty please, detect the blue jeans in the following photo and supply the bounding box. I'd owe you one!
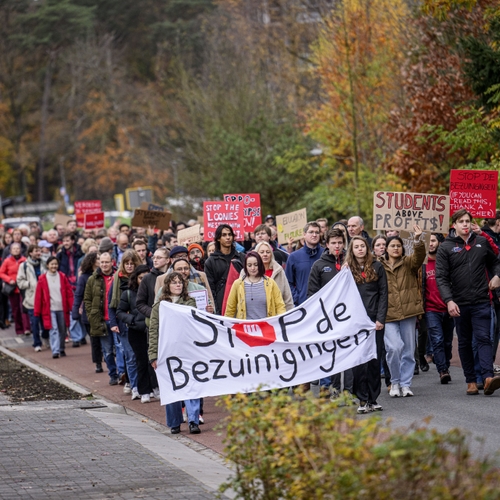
[49,311,66,355]
[27,309,42,348]
[454,302,493,383]
[426,311,454,374]
[99,324,118,379]
[384,316,417,387]
[166,399,200,428]
[69,317,85,342]
[111,331,126,378]
[113,330,138,389]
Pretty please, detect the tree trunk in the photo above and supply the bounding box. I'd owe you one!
[36,50,56,202]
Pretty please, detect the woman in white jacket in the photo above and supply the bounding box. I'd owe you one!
[254,241,294,311]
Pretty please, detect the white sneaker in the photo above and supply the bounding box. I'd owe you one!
[182,407,187,423]
[131,388,140,400]
[34,346,42,352]
[389,383,401,397]
[123,383,131,394]
[199,415,204,424]
[357,402,372,414]
[141,394,151,404]
[151,387,160,399]
[401,387,414,397]
[370,402,383,411]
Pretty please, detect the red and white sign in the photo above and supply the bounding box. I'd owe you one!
[84,211,105,230]
[233,322,276,348]
[223,193,261,232]
[203,201,245,241]
[449,169,498,218]
[74,200,102,227]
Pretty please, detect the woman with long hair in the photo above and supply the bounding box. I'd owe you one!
[117,265,159,403]
[381,226,426,397]
[346,236,388,413]
[225,251,286,320]
[371,235,387,258]
[148,272,200,434]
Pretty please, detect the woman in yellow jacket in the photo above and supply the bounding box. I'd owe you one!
[225,251,286,320]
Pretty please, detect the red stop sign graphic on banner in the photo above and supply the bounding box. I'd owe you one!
[233,322,276,348]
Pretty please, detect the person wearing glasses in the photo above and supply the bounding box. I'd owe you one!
[285,222,324,306]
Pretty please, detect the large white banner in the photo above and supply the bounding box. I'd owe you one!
[156,268,376,404]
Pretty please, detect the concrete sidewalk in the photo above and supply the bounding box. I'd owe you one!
[0,328,234,499]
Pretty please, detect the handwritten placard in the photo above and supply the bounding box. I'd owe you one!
[223,193,261,232]
[203,201,244,241]
[132,209,172,230]
[177,224,202,244]
[74,200,102,228]
[84,211,105,230]
[449,169,498,218]
[373,191,450,233]
[276,208,307,245]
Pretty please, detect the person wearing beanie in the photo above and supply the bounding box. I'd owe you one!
[99,237,114,254]
[188,243,205,272]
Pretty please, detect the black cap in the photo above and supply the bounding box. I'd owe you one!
[265,214,274,221]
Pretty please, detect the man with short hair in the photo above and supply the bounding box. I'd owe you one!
[55,224,65,239]
[423,233,454,384]
[204,224,244,314]
[84,252,118,385]
[264,214,275,227]
[119,223,130,236]
[112,233,130,265]
[132,239,152,268]
[285,221,324,306]
[347,216,372,247]
[316,218,328,236]
[436,209,500,395]
[66,219,78,234]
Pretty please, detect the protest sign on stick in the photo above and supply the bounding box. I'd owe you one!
[140,202,164,212]
[74,200,102,227]
[203,201,245,241]
[156,268,376,404]
[276,208,307,245]
[223,193,262,231]
[373,191,450,234]
[132,209,172,230]
[84,212,105,230]
[449,169,498,218]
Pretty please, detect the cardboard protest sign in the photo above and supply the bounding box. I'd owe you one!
[140,202,164,212]
[54,213,74,227]
[132,209,172,230]
[449,169,498,218]
[74,200,102,227]
[223,193,261,231]
[373,191,450,234]
[177,224,202,244]
[84,211,105,230]
[156,268,376,404]
[203,201,245,241]
[276,208,307,245]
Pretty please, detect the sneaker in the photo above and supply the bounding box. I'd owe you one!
[72,341,80,348]
[131,389,140,400]
[59,351,66,357]
[389,383,401,398]
[357,402,371,414]
[24,330,31,336]
[52,353,59,359]
[123,383,131,394]
[34,346,42,352]
[199,415,205,424]
[141,394,151,404]
[118,373,126,385]
[109,377,119,386]
[65,336,69,343]
[95,363,103,373]
[329,388,340,401]
[401,387,414,397]
[370,402,383,411]
[440,372,451,384]
[182,407,187,423]
[171,426,181,434]
[189,422,201,434]
[151,387,160,399]
[43,338,50,348]
[494,365,500,374]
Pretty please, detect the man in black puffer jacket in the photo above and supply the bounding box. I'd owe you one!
[436,209,500,396]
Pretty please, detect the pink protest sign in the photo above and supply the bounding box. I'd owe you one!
[223,193,261,232]
[203,201,245,241]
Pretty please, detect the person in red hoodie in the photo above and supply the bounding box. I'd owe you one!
[0,242,30,335]
[34,256,74,358]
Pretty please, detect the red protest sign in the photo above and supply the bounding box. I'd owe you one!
[203,201,245,241]
[449,169,498,218]
[223,193,261,231]
[84,212,105,230]
[74,200,102,227]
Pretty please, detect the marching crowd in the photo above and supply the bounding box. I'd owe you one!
[1,207,500,435]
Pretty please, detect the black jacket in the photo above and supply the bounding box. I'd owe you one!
[204,248,244,314]
[307,249,345,297]
[355,261,388,323]
[56,244,84,285]
[436,231,500,306]
[136,267,163,318]
[117,288,147,334]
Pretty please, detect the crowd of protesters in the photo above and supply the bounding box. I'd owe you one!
[2,207,500,435]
